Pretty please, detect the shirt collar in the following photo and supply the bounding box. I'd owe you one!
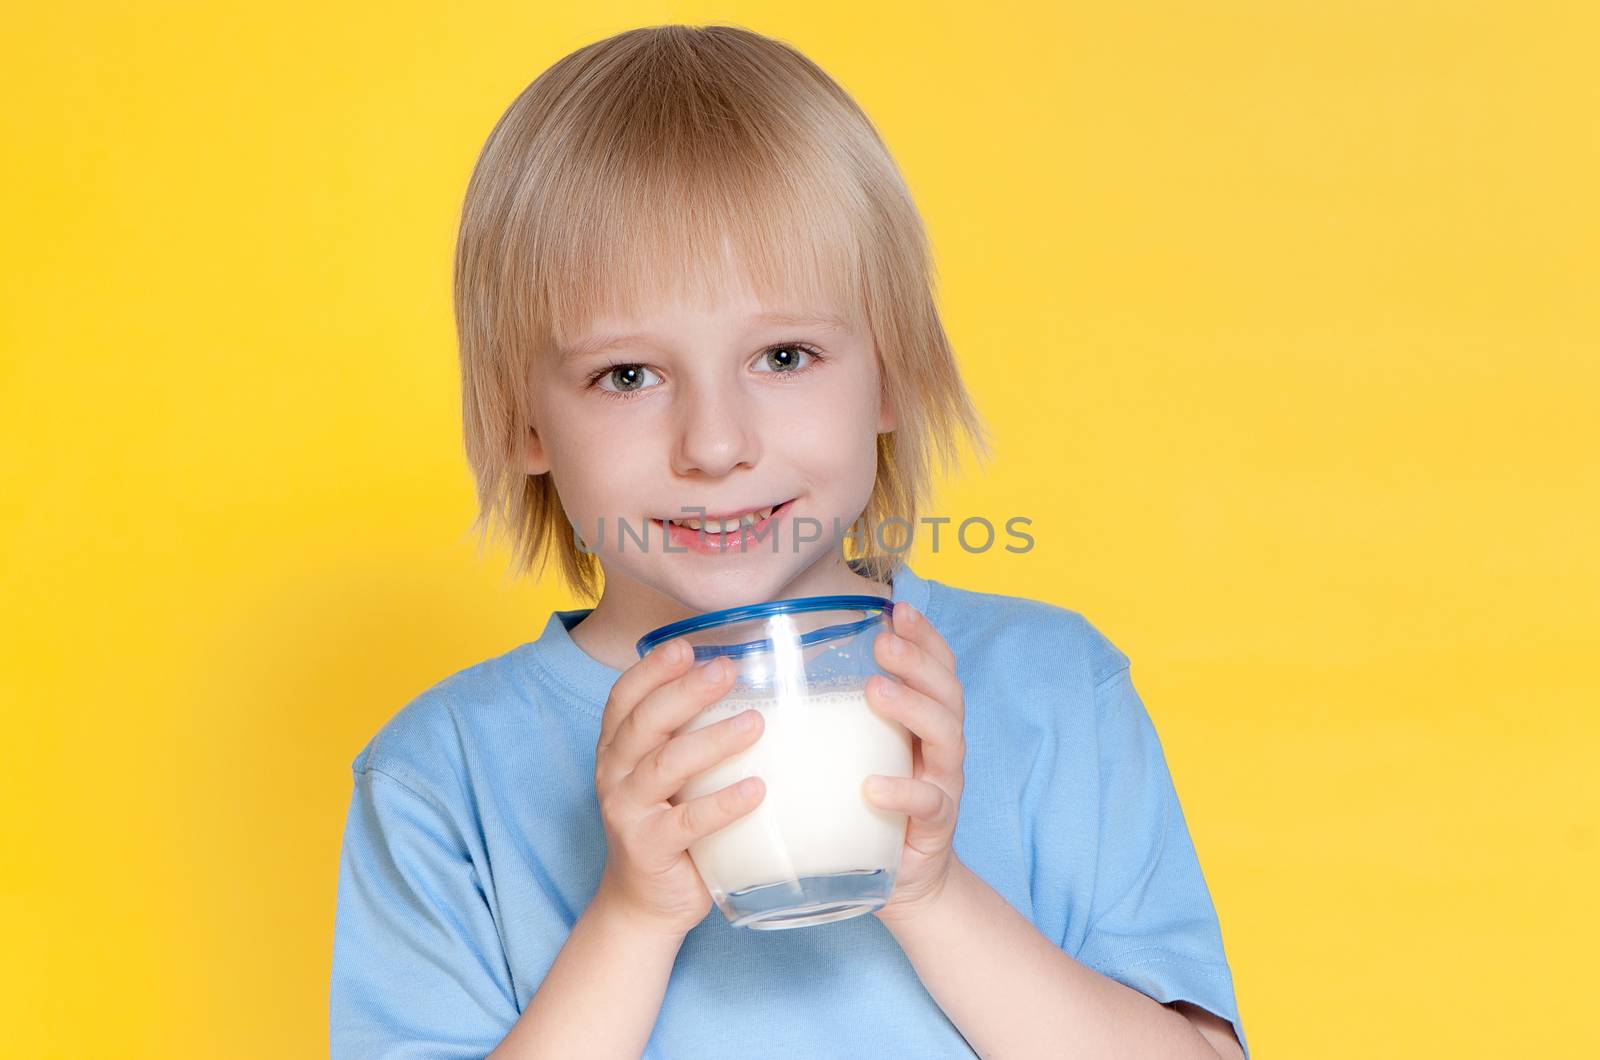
[522,562,932,713]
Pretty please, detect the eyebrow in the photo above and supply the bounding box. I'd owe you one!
[558,311,853,363]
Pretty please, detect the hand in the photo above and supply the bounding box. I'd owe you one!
[592,638,766,938]
[862,600,967,926]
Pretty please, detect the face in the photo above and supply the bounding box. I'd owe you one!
[522,272,897,620]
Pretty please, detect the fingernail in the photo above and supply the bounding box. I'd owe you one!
[901,604,918,627]
[700,658,727,684]
[864,776,889,797]
[887,634,906,657]
[876,675,900,698]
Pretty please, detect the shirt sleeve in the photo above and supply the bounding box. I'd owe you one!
[1074,657,1250,1059]
[331,763,519,1059]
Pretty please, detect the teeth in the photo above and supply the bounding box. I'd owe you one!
[667,504,778,533]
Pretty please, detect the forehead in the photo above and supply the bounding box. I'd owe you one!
[552,262,863,363]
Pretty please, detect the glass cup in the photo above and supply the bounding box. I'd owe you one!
[635,594,911,930]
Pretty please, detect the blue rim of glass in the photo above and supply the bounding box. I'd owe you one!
[635,594,894,662]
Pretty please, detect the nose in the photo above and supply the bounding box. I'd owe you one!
[668,374,761,478]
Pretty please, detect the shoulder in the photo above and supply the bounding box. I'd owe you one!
[351,641,536,802]
[921,574,1133,695]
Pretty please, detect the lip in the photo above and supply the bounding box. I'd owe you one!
[657,500,788,523]
[652,498,797,555]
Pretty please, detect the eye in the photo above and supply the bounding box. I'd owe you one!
[586,342,826,402]
[753,342,824,375]
[590,363,663,399]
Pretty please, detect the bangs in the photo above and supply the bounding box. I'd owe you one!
[540,166,867,356]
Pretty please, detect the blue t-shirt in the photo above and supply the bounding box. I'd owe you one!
[331,563,1248,1058]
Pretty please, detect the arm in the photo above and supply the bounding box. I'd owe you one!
[859,605,1246,1059]
[879,862,1244,1059]
[332,766,683,1059]
[489,890,685,1059]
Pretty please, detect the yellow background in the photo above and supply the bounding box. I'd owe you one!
[3,3,1596,1056]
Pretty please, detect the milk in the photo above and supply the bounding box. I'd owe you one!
[671,687,911,898]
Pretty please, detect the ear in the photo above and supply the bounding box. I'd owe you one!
[876,388,897,435]
[522,425,552,476]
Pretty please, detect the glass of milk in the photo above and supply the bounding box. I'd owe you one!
[635,594,911,930]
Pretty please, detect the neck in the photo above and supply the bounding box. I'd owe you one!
[568,554,896,672]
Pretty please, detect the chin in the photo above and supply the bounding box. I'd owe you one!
[676,563,793,607]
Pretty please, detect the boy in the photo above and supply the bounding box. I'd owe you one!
[332,23,1247,1059]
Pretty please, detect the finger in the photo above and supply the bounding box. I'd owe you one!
[866,674,965,782]
[891,602,956,673]
[624,706,765,807]
[608,655,736,776]
[873,629,965,724]
[599,636,694,749]
[863,774,954,826]
[657,775,767,849]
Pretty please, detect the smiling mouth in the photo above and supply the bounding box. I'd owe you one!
[653,498,796,535]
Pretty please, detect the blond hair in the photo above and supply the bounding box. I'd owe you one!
[454,23,992,601]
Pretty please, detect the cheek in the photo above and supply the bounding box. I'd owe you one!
[771,387,882,483]
[543,416,654,516]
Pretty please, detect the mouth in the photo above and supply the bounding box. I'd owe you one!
[651,498,797,547]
